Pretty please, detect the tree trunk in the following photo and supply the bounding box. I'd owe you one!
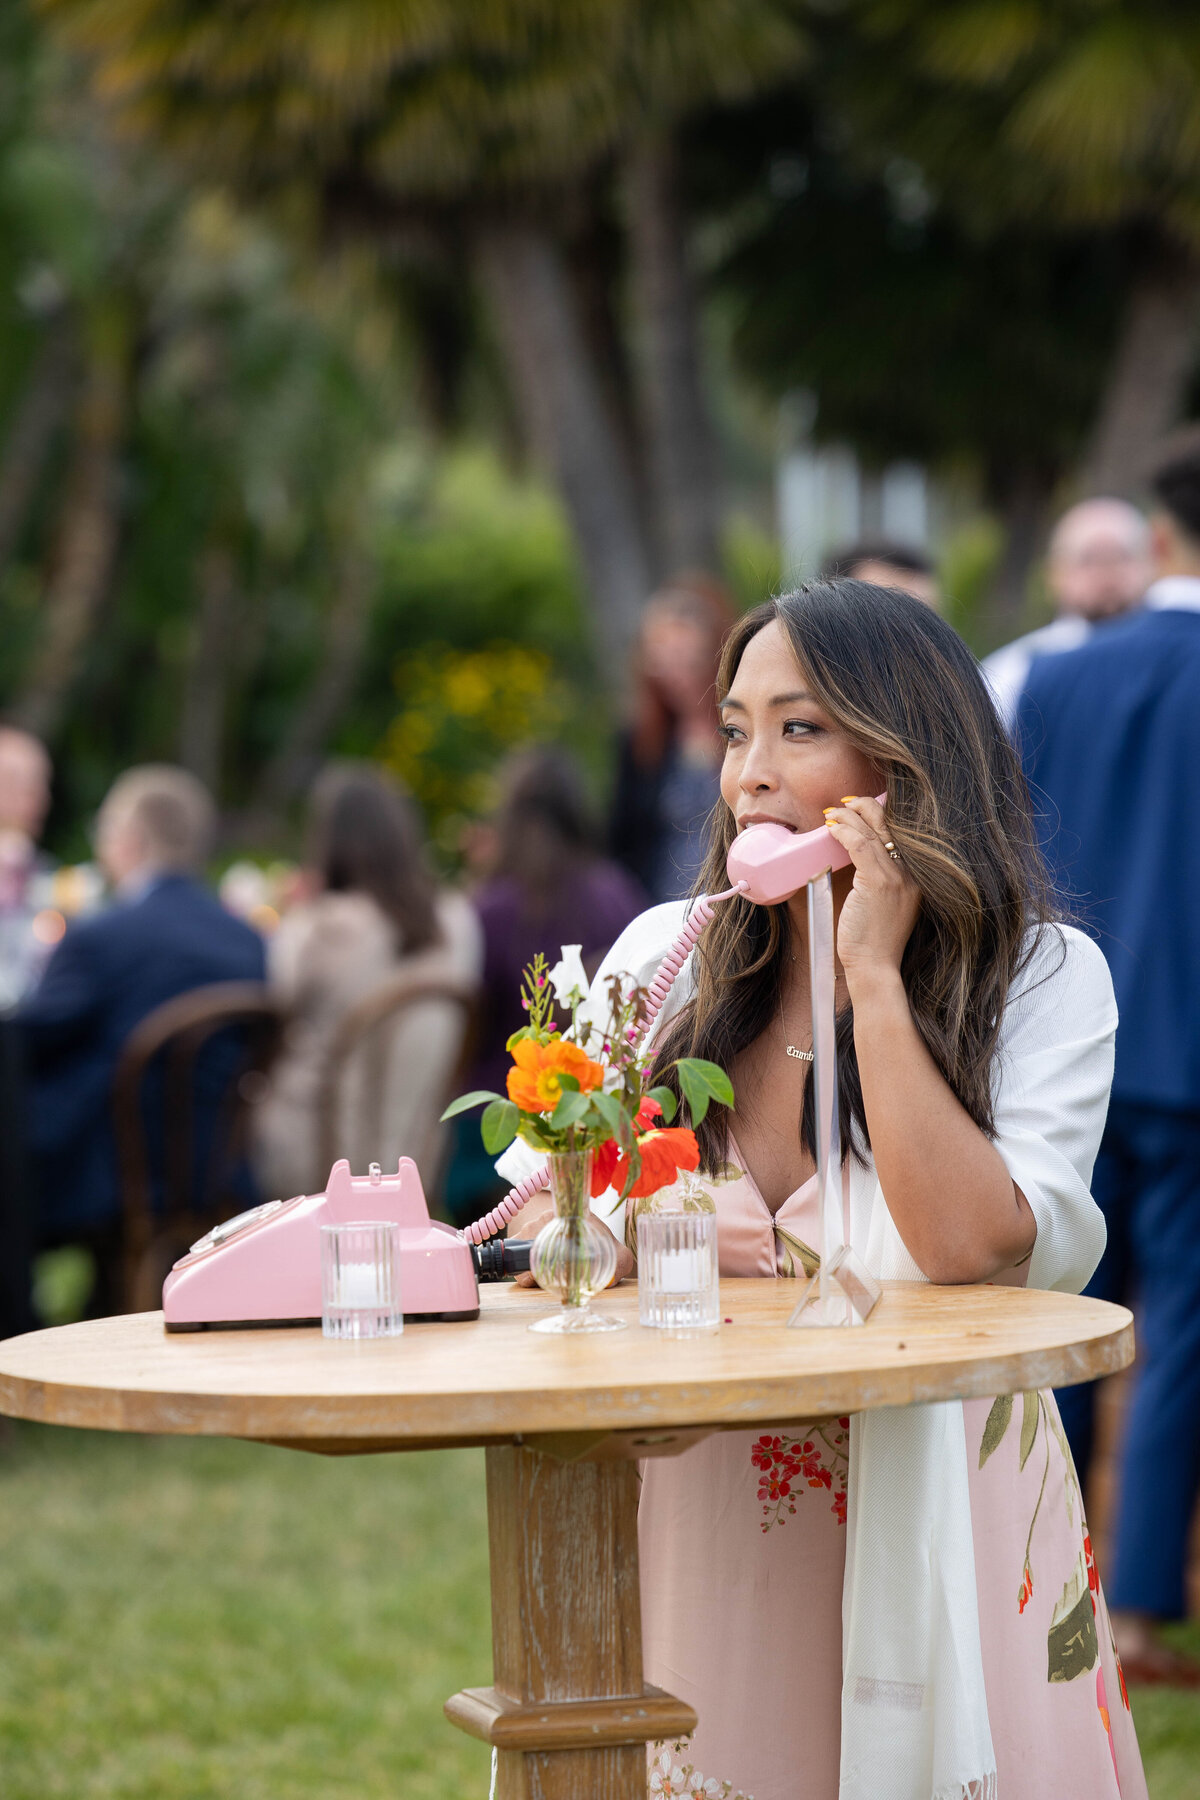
[626,130,721,577]
[251,541,375,817]
[11,302,129,743]
[983,463,1056,648]
[473,219,653,689]
[178,540,240,791]
[0,317,75,577]
[1078,249,1200,497]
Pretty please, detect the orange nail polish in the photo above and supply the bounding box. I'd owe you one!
[822,806,837,817]
[840,794,859,804]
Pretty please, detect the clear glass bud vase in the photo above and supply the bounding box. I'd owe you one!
[529,1148,626,1334]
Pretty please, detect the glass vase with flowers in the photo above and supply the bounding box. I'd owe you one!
[443,945,733,1333]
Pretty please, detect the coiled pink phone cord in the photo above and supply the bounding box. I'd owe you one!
[458,883,746,1246]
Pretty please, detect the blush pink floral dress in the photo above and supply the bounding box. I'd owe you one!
[638,1159,1147,1800]
[496,906,1150,1800]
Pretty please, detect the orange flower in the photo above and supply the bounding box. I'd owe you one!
[506,1036,605,1114]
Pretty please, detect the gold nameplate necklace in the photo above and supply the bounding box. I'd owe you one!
[779,943,845,1063]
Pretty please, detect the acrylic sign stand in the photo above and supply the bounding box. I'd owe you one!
[788,870,882,1327]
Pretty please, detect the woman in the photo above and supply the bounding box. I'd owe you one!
[610,575,734,902]
[505,582,1145,1799]
[254,763,481,1200]
[443,747,645,1226]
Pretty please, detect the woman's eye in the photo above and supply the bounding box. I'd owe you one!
[782,719,820,738]
[717,723,743,744]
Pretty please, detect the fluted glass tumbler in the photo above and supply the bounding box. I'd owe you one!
[320,1221,403,1340]
[637,1211,720,1334]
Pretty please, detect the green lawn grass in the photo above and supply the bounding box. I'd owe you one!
[1,1420,1198,1799]
[0,1424,493,1799]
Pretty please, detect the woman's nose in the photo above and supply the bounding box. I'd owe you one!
[739,738,779,793]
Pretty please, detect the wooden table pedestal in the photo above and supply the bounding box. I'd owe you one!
[446,1443,694,1799]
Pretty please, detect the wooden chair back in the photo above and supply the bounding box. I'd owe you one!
[314,972,477,1190]
[112,982,285,1311]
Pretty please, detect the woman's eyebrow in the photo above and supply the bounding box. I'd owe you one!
[720,690,814,711]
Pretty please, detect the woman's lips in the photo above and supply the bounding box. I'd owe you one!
[738,815,799,832]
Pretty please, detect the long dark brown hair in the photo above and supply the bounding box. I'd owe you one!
[491,746,599,912]
[651,580,1061,1167]
[307,762,440,953]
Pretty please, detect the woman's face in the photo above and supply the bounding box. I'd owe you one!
[718,619,881,834]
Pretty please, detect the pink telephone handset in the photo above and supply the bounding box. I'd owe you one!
[161,796,888,1327]
[727,793,888,905]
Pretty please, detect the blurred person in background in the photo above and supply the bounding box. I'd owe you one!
[610,575,734,902]
[254,762,481,1203]
[18,766,264,1313]
[1017,435,1200,1685]
[0,725,52,1340]
[0,725,56,1011]
[820,541,940,609]
[985,498,1151,725]
[443,746,644,1227]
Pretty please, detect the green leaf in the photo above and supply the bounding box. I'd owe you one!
[618,1146,643,1201]
[480,1099,519,1154]
[1019,1391,1039,1470]
[978,1393,1013,1466]
[677,1061,711,1127]
[592,1090,634,1151]
[556,1073,581,1093]
[774,1224,821,1278]
[645,1084,678,1124]
[1047,1566,1098,1683]
[678,1058,735,1108]
[440,1089,502,1122]
[549,1090,591,1130]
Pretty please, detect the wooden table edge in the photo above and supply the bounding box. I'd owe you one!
[0,1310,1135,1450]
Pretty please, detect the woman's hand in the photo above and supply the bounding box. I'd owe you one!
[510,1211,635,1288]
[823,795,920,984]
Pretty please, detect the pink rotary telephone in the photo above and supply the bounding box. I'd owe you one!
[162,805,873,1329]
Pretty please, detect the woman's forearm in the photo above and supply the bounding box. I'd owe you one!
[849,967,1036,1283]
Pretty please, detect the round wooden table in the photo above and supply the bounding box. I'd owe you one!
[0,1279,1133,1800]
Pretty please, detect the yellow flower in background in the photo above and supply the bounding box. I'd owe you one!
[380,640,572,845]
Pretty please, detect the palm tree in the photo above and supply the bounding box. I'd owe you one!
[39,0,807,681]
[851,0,1200,497]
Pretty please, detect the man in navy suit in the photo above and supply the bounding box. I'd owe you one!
[19,766,264,1309]
[1017,438,1200,1684]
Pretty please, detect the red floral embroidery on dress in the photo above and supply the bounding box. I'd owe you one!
[751,1419,849,1532]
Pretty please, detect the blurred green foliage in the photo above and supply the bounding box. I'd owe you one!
[8,0,1200,857]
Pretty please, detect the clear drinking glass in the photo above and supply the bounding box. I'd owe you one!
[320,1221,404,1340]
[637,1210,720,1334]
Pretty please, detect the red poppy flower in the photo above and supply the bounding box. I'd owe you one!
[618,1126,701,1199]
[589,1137,620,1197]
